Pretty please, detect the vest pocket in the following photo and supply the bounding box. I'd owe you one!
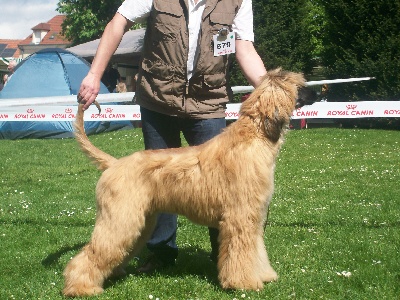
[142,58,174,80]
[209,12,235,25]
[208,12,236,47]
[140,58,185,108]
[203,74,227,89]
[153,0,183,16]
[190,74,228,108]
[152,0,183,41]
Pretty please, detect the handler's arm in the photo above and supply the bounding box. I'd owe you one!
[235,39,267,87]
[78,13,134,110]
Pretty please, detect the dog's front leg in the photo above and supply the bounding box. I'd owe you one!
[254,228,278,283]
[217,215,276,290]
[111,213,158,278]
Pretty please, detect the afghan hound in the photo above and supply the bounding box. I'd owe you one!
[63,68,305,296]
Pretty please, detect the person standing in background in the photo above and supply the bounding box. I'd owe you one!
[4,60,17,85]
[0,74,8,91]
[102,64,121,92]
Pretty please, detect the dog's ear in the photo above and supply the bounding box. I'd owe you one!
[264,116,285,143]
[258,69,305,143]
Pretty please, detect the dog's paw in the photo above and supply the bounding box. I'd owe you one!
[261,268,278,283]
[222,280,264,291]
[220,276,264,291]
[63,285,104,297]
[110,266,127,278]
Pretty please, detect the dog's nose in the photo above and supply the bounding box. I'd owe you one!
[295,99,305,109]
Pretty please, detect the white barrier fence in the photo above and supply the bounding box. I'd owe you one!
[1,101,400,121]
[0,77,399,121]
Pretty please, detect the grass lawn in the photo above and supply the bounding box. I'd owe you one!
[0,127,399,299]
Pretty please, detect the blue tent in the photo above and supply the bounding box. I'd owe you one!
[0,48,132,139]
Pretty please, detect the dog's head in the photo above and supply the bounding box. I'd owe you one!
[240,68,305,142]
[295,86,318,109]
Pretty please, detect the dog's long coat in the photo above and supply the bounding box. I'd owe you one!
[63,69,305,297]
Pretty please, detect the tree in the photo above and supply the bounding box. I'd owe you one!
[320,0,400,101]
[229,0,316,88]
[57,0,123,46]
[305,0,327,61]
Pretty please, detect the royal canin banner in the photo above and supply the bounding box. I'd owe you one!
[291,101,400,119]
[0,101,399,121]
[0,105,141,121]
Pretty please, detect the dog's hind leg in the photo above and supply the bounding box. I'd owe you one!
[218,215,273,290]
[63,193,153,297]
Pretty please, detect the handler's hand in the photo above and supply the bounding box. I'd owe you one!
[77,72,101,111]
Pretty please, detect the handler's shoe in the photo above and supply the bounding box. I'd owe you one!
[136,254,175,274]
[210,251,218,263]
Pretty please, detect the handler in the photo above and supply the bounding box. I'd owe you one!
[77,0,267,273]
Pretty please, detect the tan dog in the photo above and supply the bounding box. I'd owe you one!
[63,68,305,297]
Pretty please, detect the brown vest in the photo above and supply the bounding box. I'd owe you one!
[136,0,243,119]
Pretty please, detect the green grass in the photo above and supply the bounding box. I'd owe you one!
[0,128,399,300]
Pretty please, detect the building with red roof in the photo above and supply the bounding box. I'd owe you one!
[18,15,71,58]
[1,15,71,74]
[0,39,22,59]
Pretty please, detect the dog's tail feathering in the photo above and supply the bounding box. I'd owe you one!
[74,103,117,171]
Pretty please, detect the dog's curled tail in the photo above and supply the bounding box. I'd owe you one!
[74,103,117,171]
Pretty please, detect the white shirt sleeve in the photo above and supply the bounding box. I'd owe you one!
[117,0,153,24]
[232,0,255,42]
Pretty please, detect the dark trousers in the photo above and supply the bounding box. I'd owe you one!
[140,107,225,263]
